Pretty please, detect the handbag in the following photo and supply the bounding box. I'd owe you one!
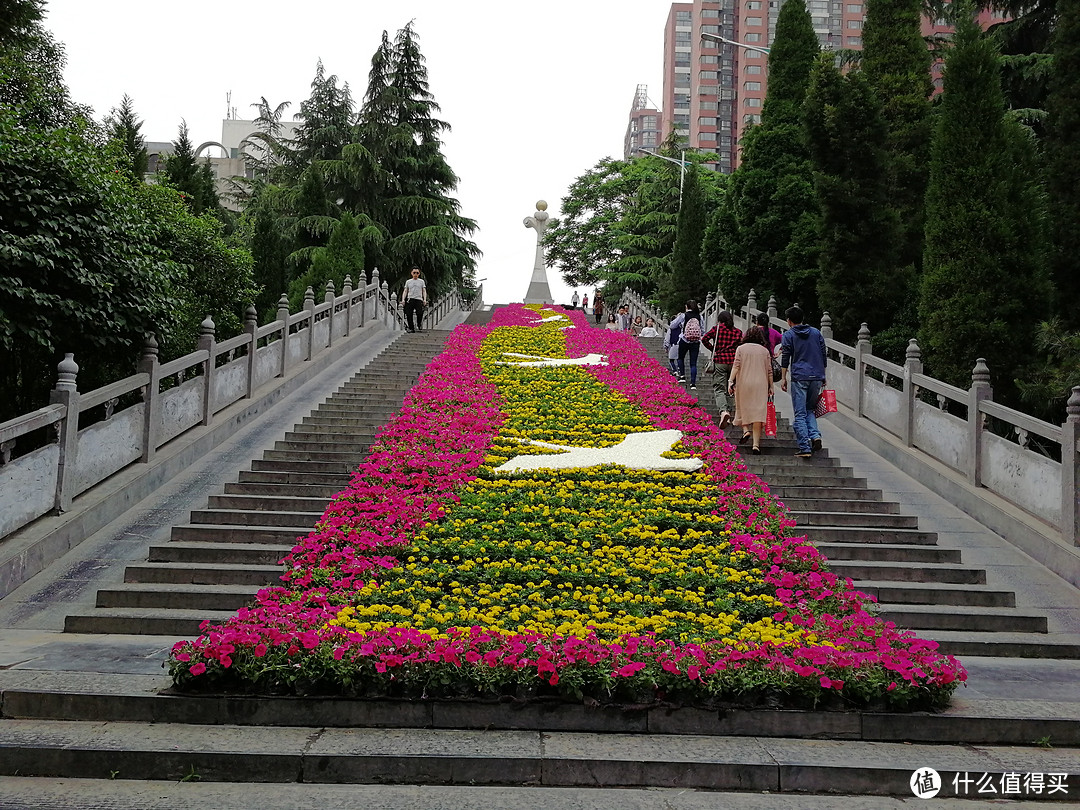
[765,395,778,438]
[814,388,838,418]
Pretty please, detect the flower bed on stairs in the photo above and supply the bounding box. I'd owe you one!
[169,305,965,711]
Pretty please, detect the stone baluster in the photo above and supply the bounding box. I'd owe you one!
[855,323,871,420]
[820,312,833,341]
[381,280,391,327]
[370,267,380,323]
[304,286,316,360]
[276,293,291,378]
[746,289,757,326]
[139,335,161,463]
[343,275,353,335]
[767,296,778,320]
[1062,387,1080,547]
[902,338,922,448]
[50,354,81,513]
[243,305,258,399]
[324,280,336,348]
[198,316,216,426]
[967,358,993,486]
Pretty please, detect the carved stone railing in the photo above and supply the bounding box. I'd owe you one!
[0,269,457,542]
[619,287,668,329]
[726,289,1080,551]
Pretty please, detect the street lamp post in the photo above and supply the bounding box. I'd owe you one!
[700,30,771,56]
[636,147,692,208]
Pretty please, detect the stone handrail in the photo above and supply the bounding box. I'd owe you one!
[619,287,668,329]
[0,268,451,542]
[726,289,1079,549]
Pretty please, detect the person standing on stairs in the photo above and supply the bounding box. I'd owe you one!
[702,309,743,429]
[779,305,827,458]
[727,326,774,454]
[676,300,703,390]
[401,267,428,333]
[594,296,604,325]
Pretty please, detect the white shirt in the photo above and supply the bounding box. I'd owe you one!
[403,277,426,302]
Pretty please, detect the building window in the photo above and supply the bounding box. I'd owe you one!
[846,3,862,11]
[675,30,691,42]
[699,70,718,80]
[676,75,691,87]
[846,35,862,45]
[699,131,716,140]
[746,0,762,7]
[846,18,862,28]
[744,64,763,74]
[701,24,720,33]
[745,16,762,25]
[676,10,691,21]
[702,8,720,16]
[674,114,690,125]
[699,100,718,110]
[743,49,761,59]
[744,97,762,107]
[701,54,718,63]
[743,81,761,91]
[719,88,735,99]
[718,119,732,131]
[743,113,762,124]
[744,32,762,42]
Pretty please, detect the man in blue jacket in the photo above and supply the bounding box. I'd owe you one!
[779,306,827,458]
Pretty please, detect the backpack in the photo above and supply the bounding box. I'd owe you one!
[682,316,702,343]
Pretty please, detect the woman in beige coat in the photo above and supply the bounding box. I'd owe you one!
[727,326,774,454]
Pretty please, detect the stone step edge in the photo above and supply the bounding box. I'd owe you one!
[4,689,1080,747]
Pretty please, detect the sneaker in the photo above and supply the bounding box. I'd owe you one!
[794,451,813,459]
[719,412,733,428]
[690,385,697,391]
[811,438,823,452]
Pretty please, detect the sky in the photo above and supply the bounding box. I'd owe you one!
[42,0,669,307]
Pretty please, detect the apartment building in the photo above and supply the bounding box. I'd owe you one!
[623,84,663,159]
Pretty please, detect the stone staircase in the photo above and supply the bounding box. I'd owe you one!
[637,338,1074,659]
[62,330,452,638]
[3,313,1079,803]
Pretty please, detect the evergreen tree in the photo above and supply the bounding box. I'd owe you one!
[290,61,355,173]
[762,0,821,124]
[1046,0,1080,328]
[106,94,149,178]
[805,57,908,345]
[860,0,932,293]
[663,164,708,313]
[0,0,79,130]
[288,211,368,305]
[162,121,218,215]
[919,4,1051,399]
[250,192,290,318]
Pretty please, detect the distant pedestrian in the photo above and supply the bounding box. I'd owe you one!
[630,315,643,337]
[618,305,631,332]
[638,317,661,338]
[582,293,589,312]
[755,312,783,356]
[728,326,773,454]
[702,310,743,428]
[676,300,703,390]
[401,267,427,333]
[605,313,620,331]
[663,317,680,376]
[780,306,827,458]
[594,297,604,325]
[571,290,580,308]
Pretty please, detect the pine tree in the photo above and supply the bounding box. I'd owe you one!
[664,164,708,313]
[106,94,149,178]
[806,57,908,345]
[290,61,355,173]
[919,3,1051,398]
[162,121,218,215]
[762,0,821,124]
[288,211,368,305]
[1046,0,1080,328]
[861,0,932,286]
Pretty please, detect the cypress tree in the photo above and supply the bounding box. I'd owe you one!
[162,121,218,215]
[664,164,707,312]
[919,4,1051,397]
[806,57,907,344]
[861,0,932,278]
[1046,0,1080,328]
[763,0,822,124]
[107,94,149,179]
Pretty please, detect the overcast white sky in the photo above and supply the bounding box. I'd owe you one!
[43,0,669,307]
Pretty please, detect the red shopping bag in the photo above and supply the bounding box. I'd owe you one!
[814,388,838,418]
[765,395,777,437]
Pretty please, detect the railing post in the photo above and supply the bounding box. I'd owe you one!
[370,267,380,324]
[820,312,833,341]
[967,358,993,486]
[244,305,258,399]
[139,335,161,463]
[855,323,871,420]
[343,275,353,336]
[902,338,922,448]
[198,316,216,426]
[304,286,316,360]
[746,289,757,321]
[381,281,391,327]
[49,354,80,513]
[324,280,336,349]
[767,296,778,320]
[1062,386,1080,547]
[277,293,291,378]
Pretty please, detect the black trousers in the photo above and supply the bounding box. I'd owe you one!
[404,299,425,331]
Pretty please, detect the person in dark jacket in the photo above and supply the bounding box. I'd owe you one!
[779,306,827,458]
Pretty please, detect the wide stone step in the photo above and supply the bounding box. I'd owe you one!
[770,485,882,501]
[96,583,260,611]
[876,604,1048,634]
[791,511,919,529]
[170,524,312,544]
[63,609,231,636]
[149,542,292,566]
[854,580,1016,608]
[261,449,365,464]
[223,481,344,499]
[743,455,842,468]
[275,438,372,453]
[207,494,328,513]
[237,469,351,486]
[290,424,386,437]
[780,498,900,514]
[302,415,396,429]
[251,459,357,474]
[189,509,318,528]
[922,630,1080,659]
[831,559,985,584]
[814,542,959,564]
[4,720,1077,796]
[125,562,282,586]
[756,473,868,488]
[799,526,938,545]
